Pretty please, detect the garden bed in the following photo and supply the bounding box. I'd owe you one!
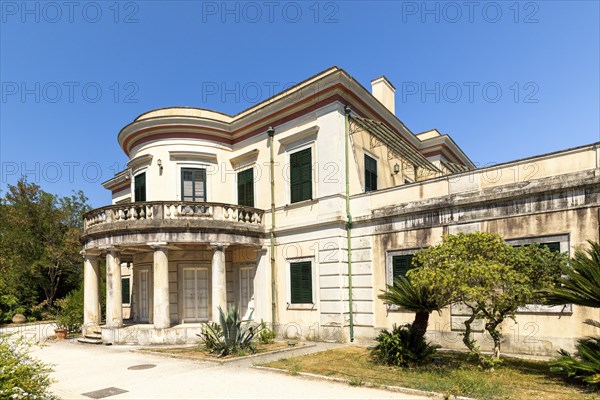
[263,346,599,400]
[139,341,310,363]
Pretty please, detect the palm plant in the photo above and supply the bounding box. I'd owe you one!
[544,241,600,309]
[544,241,600,387]
[378,275,451,339]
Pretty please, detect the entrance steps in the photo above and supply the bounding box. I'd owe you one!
[77,330,104,345]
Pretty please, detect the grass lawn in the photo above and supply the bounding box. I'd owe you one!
[142,340,303,361]
[264,346,599,400]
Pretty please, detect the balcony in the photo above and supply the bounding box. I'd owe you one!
[81,201,265,249]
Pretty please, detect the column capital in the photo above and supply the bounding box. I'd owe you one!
[147,241,169,249]
[80,249,100,259]
[209,242,230,250]
[99,245,120,255]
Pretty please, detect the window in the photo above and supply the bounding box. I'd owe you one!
[181,168,206,202]
[541,242,560,252]
[290,261,312,304]
[121,276,131,305]
[134,172,146,202]
[364,154,377,192]
[513,242,560,252]
[392,254,414,286]
[237,168,254,207]
[290,148,312,203]
[505,235,572,314]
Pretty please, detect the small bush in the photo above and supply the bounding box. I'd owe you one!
[0,295,20,324]
[550,335,600,387]
[258,320,276,344]
[0,334,58,399]
[371,323,440,367]
[54,287,84,333]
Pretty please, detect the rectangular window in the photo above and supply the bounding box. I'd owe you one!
[365,154,377,192]
[181,168,206,202]
[513,241,561,252]
[134,172,146,202]
[392,254,414,285]
[290,148,312,203]
[121,276,131,305]
[237,168,254,207]
[543,242,561,252]
[290,261,312,304]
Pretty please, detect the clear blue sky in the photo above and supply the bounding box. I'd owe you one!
[1,0,599,207]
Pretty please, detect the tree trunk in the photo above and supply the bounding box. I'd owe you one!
[411,311,430,339]
[462,312,478,353]
[484,318,504,359]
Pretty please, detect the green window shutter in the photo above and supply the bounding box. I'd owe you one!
[181,168,206,201]
[290,262,312,304]
[237,168,254,207]
[543,242,561,252]
[134,173,146,202]
[121,277,130,304]
[392,255,414,286]
[365,154,377,192]
[290,148,312,203]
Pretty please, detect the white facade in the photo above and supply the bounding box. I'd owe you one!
[81,67,600,355]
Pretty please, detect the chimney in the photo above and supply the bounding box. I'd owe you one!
[371,76,396,115]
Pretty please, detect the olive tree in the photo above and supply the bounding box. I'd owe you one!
[409,232,565,365]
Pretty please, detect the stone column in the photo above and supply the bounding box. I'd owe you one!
[105,249,123,328]
[83,253,100,326]
[150,242,170,329]
[254,247,270,322]
[211,244,228,322]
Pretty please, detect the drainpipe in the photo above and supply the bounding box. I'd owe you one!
[267,127,278,328]
[344,106,354,342]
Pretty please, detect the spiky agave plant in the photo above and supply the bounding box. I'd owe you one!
[197,306,258,356]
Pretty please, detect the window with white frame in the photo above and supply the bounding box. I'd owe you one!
[286,258,316,308]
[386,249,420,287]
[289,148,312,203]
[506,234,572,314]
[181,168,206,202]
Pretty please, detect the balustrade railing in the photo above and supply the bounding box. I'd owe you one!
[83,201,264,230]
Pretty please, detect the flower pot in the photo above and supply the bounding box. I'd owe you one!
[55,329,68,340]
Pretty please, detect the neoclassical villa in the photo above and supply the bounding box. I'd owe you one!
[81,67,600,355]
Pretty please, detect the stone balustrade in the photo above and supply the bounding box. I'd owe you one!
[83,201,264,231]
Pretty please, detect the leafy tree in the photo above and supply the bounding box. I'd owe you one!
[409,232,564,365]
[0,178,90,314]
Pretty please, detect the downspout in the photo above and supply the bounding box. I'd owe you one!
[267,127,278,328]
[344,106,354,342]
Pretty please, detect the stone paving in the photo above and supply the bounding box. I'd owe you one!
[31,340,432,399]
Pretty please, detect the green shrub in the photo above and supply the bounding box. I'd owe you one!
[29,300,53,322]
[54,287,83,333]
[371,323,440,367]
[258,320,276,344]
[0,295,20,324]
[550,334,600,387]
[196,306,259,356]
[0,334,58,399]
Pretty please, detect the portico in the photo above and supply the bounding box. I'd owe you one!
[80,202,267,344]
